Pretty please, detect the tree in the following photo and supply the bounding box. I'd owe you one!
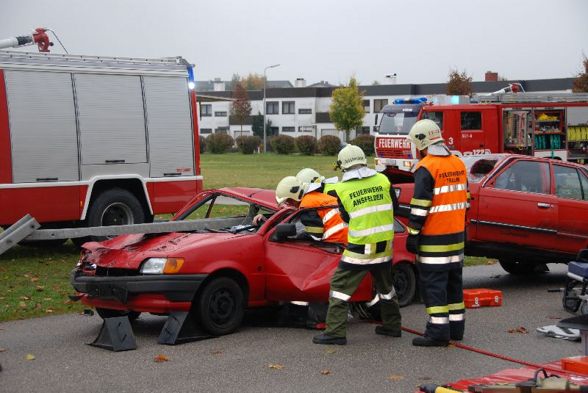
[251,112,264,139]
[230,82,252,138]
[242,73,265,90]
[446,69,473,95]
[573,56,588,93]
[329,77,365,142]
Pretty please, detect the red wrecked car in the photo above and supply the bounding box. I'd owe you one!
[71,187,415,336]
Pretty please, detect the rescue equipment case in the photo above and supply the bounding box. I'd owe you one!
[463,289,503,308]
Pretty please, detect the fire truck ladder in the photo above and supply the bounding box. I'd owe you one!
[0,214,244,257]
[475,92,588,104]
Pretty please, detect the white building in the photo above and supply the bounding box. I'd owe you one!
[196,77,576,142]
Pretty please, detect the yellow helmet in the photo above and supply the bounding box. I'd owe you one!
[336,144,367,171]
[275,176,305,205]
[296,168,324,187]
[408,119,444,151]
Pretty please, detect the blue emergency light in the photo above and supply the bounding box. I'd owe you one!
[187,65,195,90]
[393,97,427,105]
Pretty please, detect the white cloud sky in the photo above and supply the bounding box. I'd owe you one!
[1,0,587,85]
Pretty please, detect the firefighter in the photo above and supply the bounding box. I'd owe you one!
[313,145,401,345]
[295,168,347,243]
[296,167,338,195]
[406,119,468,347]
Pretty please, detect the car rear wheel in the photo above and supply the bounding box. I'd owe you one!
[96,308,141,321]
[393,262,417,307]
[498,259,545,275]
[196,277,245,336]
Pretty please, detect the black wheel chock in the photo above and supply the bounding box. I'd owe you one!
[158,311,212,345]
[89,316,137,352]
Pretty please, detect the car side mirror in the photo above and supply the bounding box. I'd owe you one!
[272,223,296,242]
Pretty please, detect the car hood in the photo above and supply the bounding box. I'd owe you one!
[81,232,241,270]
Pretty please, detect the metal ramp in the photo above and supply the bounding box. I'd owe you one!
[0,215,244,256]
[0,214,40,255]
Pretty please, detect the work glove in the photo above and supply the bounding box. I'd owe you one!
[406,234,419,254]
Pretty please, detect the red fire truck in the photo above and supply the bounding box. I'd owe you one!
[374,92,588,182]
[0,30,202,238]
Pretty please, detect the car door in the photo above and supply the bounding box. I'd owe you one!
[474,159,558,249]
[553,163,588,253]
[264,212,372,303]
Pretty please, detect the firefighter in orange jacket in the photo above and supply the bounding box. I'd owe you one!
[407,119,468,347]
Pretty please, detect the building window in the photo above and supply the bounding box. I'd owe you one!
[282,101,295,114]
[215,127,229,134]
[201,104,212,117]
[299,126,314,132]
[362,99,370,113]
[269,126,279,136]
[360,126,370,135]
[373,99,388,113]
[298,108,312,114]
[282,126,295,132]
[214,111,227,117]
[461,111,482,130]
[200,128,212,134]
[267,101,279,115]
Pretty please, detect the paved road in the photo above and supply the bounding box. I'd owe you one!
[0,263,580,393]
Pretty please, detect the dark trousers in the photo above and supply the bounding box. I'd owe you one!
[417,265,465,341]
[324,263,401,338]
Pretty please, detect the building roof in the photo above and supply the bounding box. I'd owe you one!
[195,79,293,92]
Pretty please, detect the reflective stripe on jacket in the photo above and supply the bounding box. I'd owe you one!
[408,154,468,270]
[300,192,348,244]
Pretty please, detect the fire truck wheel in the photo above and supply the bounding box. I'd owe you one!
[498,259,536,275]
[393,262,417,307]
[86,188,146,241]
[196,277,245,336]
[96,308,141,321]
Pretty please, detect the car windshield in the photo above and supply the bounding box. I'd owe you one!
[461,156,500,183]
[177,193,275,234]
[378,108,420,135]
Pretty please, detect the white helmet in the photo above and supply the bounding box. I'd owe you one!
[408,119,444,151]
[275,176,305,205]
[336,144,367,171]
[296,168,324,187]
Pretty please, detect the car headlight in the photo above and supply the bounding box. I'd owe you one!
[140,257,184,274]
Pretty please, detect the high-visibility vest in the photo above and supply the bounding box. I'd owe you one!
[300,192,348,244]
[415,155,468,236]
[410,154,468,269]
[336,173,394,246]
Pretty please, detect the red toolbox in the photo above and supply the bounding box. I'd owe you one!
[561,356,588,375]
[463,289,503,308]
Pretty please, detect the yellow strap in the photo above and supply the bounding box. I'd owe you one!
[304,226,324,234]
[419,242,464,253]
[410,198,432,207]
[448,302,465,311]
[426,305,449,315]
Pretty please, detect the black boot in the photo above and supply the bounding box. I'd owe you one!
[412,336,449,347]
[375,326,401,337]
[312,333,347,345]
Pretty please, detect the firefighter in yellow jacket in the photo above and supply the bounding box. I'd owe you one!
[407,119,468,347]
[313,145,401,345]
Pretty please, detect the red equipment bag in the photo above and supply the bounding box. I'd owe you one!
[463,289,503,308]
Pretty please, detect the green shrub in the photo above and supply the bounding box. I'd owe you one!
[270,135,296,155]
[296,135,317,155]
[350,135,375,156]
[318,135,342,155]
[236,135,261,154]
[206,133,234,154]
[199,135,206,153]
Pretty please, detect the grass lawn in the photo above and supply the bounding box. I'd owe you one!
[0,152,490,322]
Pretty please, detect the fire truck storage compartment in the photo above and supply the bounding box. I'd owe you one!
[142,76,194,178]
[4,70,79,183]
[567,107,588,162]
[74,74,147,171]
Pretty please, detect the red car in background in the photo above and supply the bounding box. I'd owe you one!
[395,154,588,275]
[71,187,416,336]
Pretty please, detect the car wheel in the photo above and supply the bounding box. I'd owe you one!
[96,308,141,321]
[393,262,417,307]
[498,259,541,275]
[197,277,245,336]
[84,188,146,242]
